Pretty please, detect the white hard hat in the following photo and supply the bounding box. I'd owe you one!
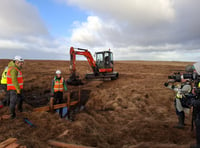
[56,70,61,74]
[13,56,24,62]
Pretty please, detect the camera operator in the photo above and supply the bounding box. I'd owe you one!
[165,62,200,147]
[187,62,200,148]
[190,95,200,148]
[164,81,192,129]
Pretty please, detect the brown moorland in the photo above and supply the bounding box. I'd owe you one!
[0,59,196,148]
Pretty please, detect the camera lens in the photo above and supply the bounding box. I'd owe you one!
[183,73,193,79]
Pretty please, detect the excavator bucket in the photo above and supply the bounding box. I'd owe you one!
[67,73,83,86]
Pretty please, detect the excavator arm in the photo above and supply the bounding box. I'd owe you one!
[69,47,98,74]
[67,47,98,85]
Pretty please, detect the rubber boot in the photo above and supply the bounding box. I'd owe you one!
[68,110,75,122]
[180,111,185,125]
[174,113,184,129]
[193,119,200,148]
[10,107,16,119]
[18,103,23,112]
[59,108,63,118]
[17,94,23,112]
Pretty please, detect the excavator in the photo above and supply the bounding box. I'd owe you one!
[67,46,119,85]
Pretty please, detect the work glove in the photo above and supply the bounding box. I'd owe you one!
[16,89,21,94]
[164,82,168,87]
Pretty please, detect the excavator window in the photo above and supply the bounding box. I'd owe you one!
[96,53,104,68]
[96,51,113,68]
[110,52,113,62]
[105,56,109,65]
[104,53,110,68]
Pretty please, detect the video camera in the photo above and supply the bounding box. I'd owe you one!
[168,72,182,82]
[168,72,199,82]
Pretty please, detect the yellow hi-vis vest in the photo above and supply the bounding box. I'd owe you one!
[1,68,8,84]
[198,82,200,88]
[7,67,23,90]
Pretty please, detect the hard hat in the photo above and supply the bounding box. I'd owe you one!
[56,70,61,75]
[13,56,24,62]
[185,65,194,72]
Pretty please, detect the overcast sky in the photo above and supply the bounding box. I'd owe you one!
[0,0,200,61]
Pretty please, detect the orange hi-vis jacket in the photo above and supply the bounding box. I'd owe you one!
[54,77,64,92]
[7,67,23,90]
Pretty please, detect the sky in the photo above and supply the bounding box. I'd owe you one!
[0,0,200,61]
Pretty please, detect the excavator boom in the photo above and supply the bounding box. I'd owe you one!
[70,47,97,73]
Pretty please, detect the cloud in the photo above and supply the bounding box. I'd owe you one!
[70,16,119,47]
[0,36,69,59]
[62,0,200,61]
[1,0,200,61]
[0,0,48,38]
[0,0,68,60]
[66,0,175,26]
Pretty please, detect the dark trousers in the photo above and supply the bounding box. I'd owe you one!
[196,116,200,146]
[9,90,23,115]
[0,84,10,106]
[54,91,63,117]
[1,84,7,91]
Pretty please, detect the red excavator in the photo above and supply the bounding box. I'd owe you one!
[67,47,119,85]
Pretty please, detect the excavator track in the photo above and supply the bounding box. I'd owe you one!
[85,72,119,80]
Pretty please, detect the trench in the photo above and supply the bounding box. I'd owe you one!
[23,88,91,112]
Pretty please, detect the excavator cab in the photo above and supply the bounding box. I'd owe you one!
[96,51,113,72]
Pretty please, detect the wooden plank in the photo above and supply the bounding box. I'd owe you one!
[57,130,69,138]
[5,142,20,148]
[0,115,10,120]
[62,92,71,118]
[0,138,17,148]
[33,101,79,112]
[33,106,50,112]
[49,97,54,113]
[48,140,95,148]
